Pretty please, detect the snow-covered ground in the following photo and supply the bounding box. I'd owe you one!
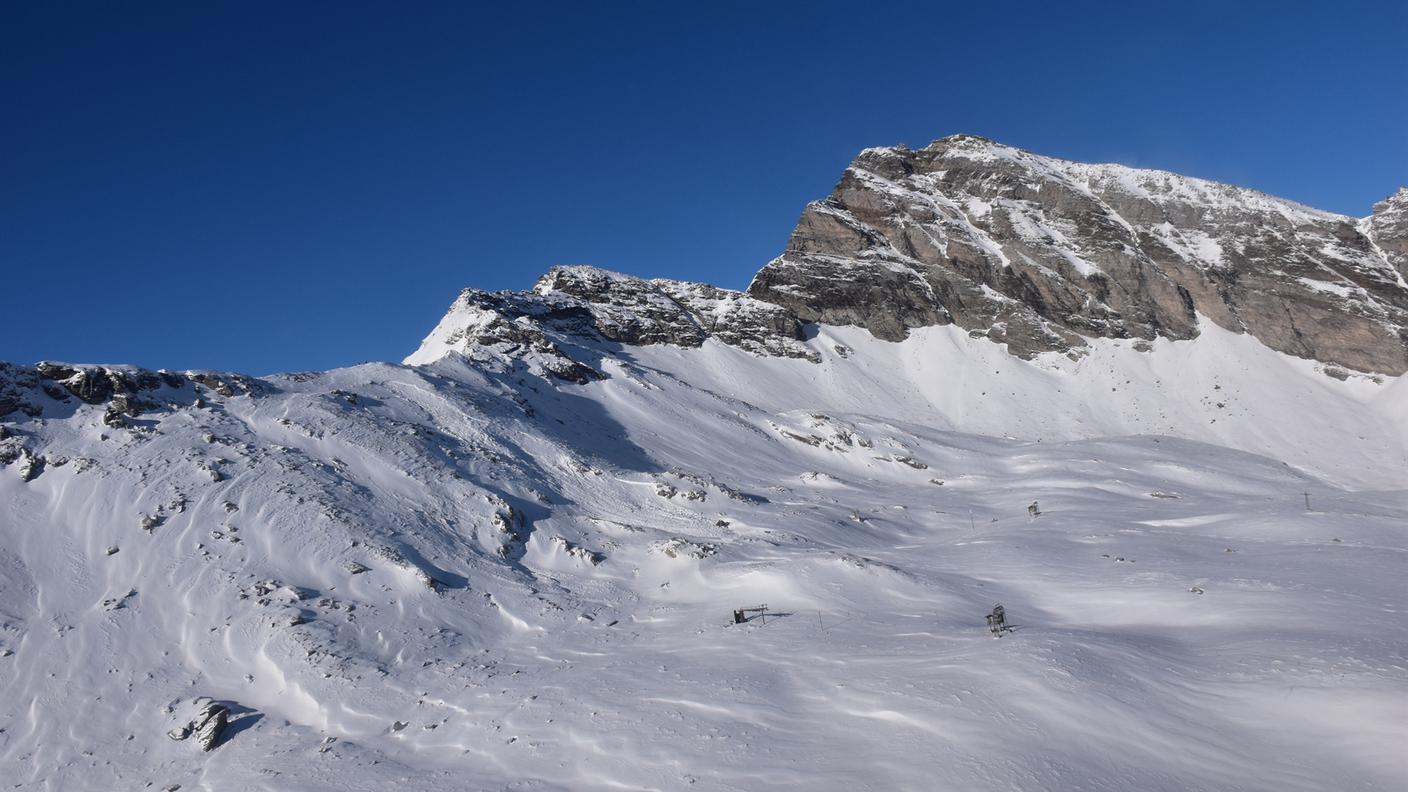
[1,322,1404,791]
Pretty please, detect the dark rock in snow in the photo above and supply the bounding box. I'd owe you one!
[17,450,44,482]
[166,700,232,752]
[194,704,228,751]
[0,363,42,417]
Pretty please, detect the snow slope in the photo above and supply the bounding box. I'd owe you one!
[1,316,1404,791]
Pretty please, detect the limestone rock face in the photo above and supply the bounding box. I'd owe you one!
[651,280,817,360]
[748,135,1408,373]
[533,266,709,347]
[1368,187,1408,282]
[404,265,815,370]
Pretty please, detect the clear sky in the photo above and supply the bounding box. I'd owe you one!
[3,1,1405,374]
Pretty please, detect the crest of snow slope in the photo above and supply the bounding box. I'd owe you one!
[1,297,1404,791]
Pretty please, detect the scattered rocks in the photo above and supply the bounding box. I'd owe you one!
[246,579,316,606]
[101,589,137,611]
[552,537,605,565]
[715,483,765,503]
[780,430,823,447]
[835,553,902,572]
[489,504,529,558]
[654,538,717,559]
[188,372,257,398]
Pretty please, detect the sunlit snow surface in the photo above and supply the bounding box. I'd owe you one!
[1,325,1404,791]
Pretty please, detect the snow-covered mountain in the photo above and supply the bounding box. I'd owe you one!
[753,135,1408,375]
[1,140,1405,792]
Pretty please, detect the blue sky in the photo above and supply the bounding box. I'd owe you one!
[3,1,1405,374]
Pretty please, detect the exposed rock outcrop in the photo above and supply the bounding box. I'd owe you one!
[404,265,816,370]
[0,361,261,420]
[166,699,231,752]
[748,135,1408,373]
[408,140,1405,376]
[1368,187,1408,283]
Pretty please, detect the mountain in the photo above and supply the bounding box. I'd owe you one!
[751,135,1408,375]
[1,139,1405,792]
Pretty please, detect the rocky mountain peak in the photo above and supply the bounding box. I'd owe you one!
[412,141,1406,377]
[1373,186,1408,213]
[748,136,1408,374]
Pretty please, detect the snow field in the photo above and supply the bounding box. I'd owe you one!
[0,324,1403,790]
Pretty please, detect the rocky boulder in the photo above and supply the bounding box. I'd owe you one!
[165,699,231,752]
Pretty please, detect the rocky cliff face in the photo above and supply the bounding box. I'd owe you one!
[748,135,1408,374]
[404,265,817,374]
[405,136,1406,376]
[1368,187,1408,283]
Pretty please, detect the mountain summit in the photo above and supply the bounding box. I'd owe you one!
[748,135,1408,374]
[410,136,1408,376]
